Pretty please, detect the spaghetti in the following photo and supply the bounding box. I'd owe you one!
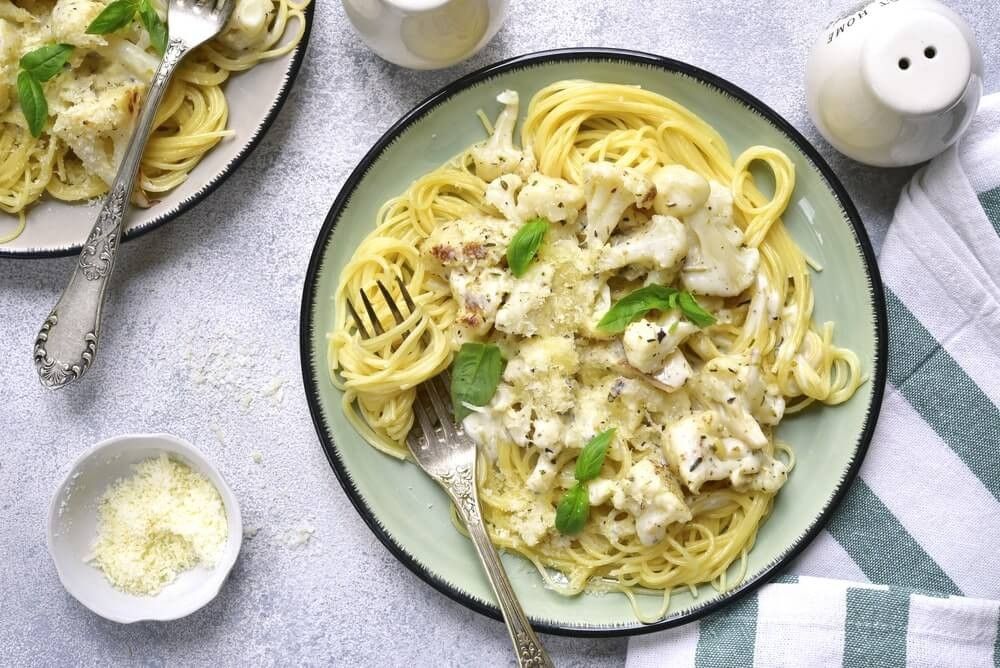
[0,0,309,242]
[328,80,863,614]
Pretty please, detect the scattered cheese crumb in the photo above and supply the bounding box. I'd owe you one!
[243,526,260,539]
[251,451,263,464]
[210,424,226,446]
[285,522,315,548]
[89,454,228,596]
[262,377,287,405]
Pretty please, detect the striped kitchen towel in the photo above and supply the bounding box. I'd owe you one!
[627,92,1000,667]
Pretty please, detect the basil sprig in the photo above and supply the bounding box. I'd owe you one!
[554,484,589,535]
[677,291,715,328]
[450,342,504,421]
[574,428,615,481]
[17,44,74,137]
[596,284,715,334]
[87,0,168,55]
[137,0,169,55]
[507,217,549,277]
[21,44,75,81]
[555,428,616,535]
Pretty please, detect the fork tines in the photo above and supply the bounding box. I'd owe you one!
[347,278,463,441]
[348,277,415,341]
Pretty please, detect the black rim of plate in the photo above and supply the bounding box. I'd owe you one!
[1,2,315,259]
[300,48,889,637]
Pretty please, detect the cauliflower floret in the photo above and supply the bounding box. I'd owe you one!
[564,383,618,449]
[501,399,564,451]
[688,354,782,449]
[526,445,561,493]
[588,478,617,505]
[105,38,160,80]
[597,512,635,544]
[665,412,788,494]
[529,240,606,336]
[0,20,21,114]
[516,173,585,224]
[694,354,786,427]
[581,162,655,247]
[220,0,274,50]
[0,20,19,61]
[681,181,759,297]
[467,349,573,543]
[462,404,508,462]
[448,268,512,337]
[650,349,692,392]
[652,164,710,217]
[51,0,108,48]
[588,459,692,546]
[50,77,144,186]
[579,281,612,339]
[472,90,535,182]
[0,4,35,22]
[598,214,688,273]
[494,337,578,456]
[622,311,699,373]
[504,335,578,387]
[484,174,522,223]
[423,216,513,271]
[512,501,555,547]
[494,262,554,336]
[502,336,579,419]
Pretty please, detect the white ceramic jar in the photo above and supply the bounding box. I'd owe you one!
[805,0,983,167]
[342,0,510,70]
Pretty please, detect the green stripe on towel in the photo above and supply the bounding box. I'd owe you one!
[694,592,757,668]
[827,479,961,595]
[886,290,1000,502]
[979,187,1000,237]
[843,588,910,668]
[994,617,1000,668]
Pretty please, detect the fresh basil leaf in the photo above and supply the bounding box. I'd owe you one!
[596,285,678,334]
[138,0,168,55]
[450,342,504,421]
[574,428,616,482]
[555,483,590,535]
[678,291,716,328]
[19,44,75,83]
[507,217,549,278]
[87,0,139,35]
[17,71,47,138]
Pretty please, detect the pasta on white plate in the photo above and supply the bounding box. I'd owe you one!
[329,80,863,619]
[0,0,309,242]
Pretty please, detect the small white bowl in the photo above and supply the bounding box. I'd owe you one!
[47,433,242,623]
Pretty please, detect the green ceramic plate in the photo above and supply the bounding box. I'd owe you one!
[300,49,887,636]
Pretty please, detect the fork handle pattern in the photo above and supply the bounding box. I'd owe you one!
[441,468,554,668]
[33,38,189,389]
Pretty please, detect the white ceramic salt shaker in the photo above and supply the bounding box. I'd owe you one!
[342,0,510,70]
[806,0,983,167]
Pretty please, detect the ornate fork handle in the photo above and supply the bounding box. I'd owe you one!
[33,39,188,389]
[438,464,554,668]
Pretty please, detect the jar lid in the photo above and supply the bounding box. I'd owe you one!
[861,9,972,117]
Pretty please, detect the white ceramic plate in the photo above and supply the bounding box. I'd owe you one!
[0,6,313,258]
[47,433,243,623]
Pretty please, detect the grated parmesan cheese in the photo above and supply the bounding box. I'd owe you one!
[89,454,228,596]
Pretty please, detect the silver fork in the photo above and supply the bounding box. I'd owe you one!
[33,0,236,389]
[349,279,554,668]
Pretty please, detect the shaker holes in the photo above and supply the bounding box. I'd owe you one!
[925,46,937,59]
[898,58,911,70]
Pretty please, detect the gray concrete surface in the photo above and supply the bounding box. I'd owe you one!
[2,1,998,665]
